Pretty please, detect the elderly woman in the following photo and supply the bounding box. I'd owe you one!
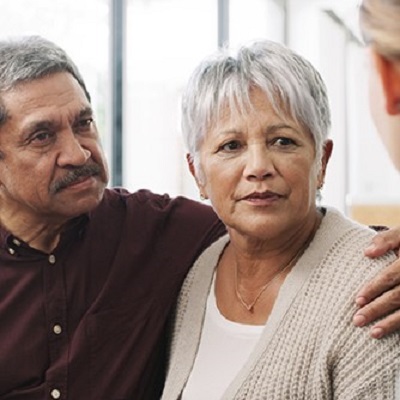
[353,0,400,338]
[161,40,400,399]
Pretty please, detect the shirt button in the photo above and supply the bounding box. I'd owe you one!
[8,248,15,255]
[50,389,61,399]
[12,238,21,246]
[53,324,62,335]
[48,254,56,264]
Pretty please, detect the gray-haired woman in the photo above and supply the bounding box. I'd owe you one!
[161,40,400,399]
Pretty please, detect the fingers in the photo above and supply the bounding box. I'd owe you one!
[356,259,400,305]
[356,227,400,338]
[364,227,400,257]
[354,285,400,338]
[369,311,400,339]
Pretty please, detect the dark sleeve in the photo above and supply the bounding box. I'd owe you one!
[110,189,226,276]
[132,189,226,255]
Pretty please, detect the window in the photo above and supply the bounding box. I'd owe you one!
[124,0,285,199]
[0,0,111,159]
[124,0,217,198]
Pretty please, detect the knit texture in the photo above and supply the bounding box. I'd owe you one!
[162,208,400,400]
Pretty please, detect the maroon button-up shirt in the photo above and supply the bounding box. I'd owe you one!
[0,189,225,400]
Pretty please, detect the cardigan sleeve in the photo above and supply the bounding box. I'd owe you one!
[331,326,400,399]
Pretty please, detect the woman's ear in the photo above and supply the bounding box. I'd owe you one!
[186,153,208,200]
[317,140,333,189]
[186,153,197,179]
[371,49,400,115]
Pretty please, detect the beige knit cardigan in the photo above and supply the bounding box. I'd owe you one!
[162,208,400,400]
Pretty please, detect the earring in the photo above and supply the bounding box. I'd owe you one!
[200,193,206,201]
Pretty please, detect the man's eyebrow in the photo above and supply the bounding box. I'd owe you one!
[78,107,93,118]
[21,107,94,135]
[23,120,54,134]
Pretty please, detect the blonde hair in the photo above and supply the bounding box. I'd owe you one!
[360,0,400,59]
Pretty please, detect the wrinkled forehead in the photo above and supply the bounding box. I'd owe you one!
[0,73,91,127]
[205,84,297,133]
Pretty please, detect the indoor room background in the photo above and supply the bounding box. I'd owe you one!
[2,0,399,226]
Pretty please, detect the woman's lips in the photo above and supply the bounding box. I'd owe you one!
[241,191,283,205]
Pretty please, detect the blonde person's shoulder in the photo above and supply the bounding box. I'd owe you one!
[311,207,400,398]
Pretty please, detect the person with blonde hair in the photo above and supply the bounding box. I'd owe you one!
[360,0,400,167]
[353,0,400,339]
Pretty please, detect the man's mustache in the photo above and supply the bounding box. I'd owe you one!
[51,164,102,193]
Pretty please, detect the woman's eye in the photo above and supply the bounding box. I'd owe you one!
[219,140,242,152]
[272,137,296,147]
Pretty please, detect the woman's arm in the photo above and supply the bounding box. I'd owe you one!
[354,227,400,338]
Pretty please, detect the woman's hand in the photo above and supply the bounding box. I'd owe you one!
[353,226,400,338]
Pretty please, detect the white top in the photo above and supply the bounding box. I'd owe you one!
[182,274,263,400]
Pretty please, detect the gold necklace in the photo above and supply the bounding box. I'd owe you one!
[234,249,299,312]
[234,218,320,312]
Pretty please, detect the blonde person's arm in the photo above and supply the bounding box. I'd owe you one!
[354,227,400,338]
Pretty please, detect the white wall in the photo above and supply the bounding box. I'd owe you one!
[285,0,400,215]
[121,0,400,213]
[286,0,347,212]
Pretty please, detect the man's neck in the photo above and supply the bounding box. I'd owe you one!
[0,212,66,253]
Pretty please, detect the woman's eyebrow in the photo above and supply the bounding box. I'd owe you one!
[265,123,295,134]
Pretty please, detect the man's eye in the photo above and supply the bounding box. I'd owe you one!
[78,118,93,128]
[30,131,54,143]
[219,141,242,152]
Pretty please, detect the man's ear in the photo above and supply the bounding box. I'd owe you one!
[317,140,333,188]
[371,49,400,115]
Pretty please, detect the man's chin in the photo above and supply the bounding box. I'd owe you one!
[57,182,106,216]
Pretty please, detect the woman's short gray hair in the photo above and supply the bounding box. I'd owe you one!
[182,40,331,166]
[0,35,90,125]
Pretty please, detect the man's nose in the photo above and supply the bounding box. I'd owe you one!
[57,130,91,167]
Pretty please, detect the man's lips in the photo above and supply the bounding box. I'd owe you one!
[66,175,93,186]
[55,174,96,192]
[51,163,102,194]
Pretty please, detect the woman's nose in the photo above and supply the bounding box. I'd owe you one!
[243,145,274,180]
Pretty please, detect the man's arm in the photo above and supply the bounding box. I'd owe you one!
[354,226,400,338]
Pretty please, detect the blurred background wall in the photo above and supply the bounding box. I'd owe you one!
[2,0,398,225]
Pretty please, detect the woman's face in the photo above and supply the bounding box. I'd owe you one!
[368,50,400,170]
[192,88,331,242]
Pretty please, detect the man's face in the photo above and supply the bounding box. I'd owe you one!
[0,72,109,224]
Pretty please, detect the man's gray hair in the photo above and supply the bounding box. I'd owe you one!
[182,40,331,167]
[0,35,90,125]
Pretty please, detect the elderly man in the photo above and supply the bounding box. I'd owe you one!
[0,36,225,400]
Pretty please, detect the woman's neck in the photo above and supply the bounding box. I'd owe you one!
[215,211,322,325]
